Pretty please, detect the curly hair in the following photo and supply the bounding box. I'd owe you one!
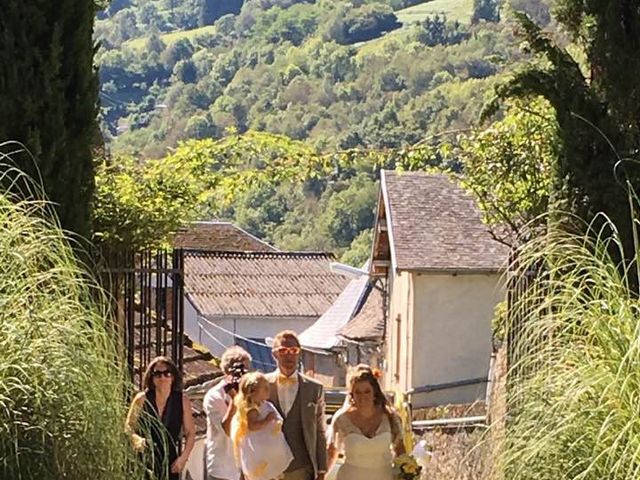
[220,345,252,375]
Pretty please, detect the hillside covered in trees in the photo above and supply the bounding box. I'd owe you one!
[95,0,554,264]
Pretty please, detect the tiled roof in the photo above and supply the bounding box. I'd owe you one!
[382,171,509,272]
[184,251,350,318]
[183,344,222,389]
[338,284,384,341]
[299,273,370,350]
[173,221,277,252]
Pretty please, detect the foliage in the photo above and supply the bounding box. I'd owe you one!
[269,173,379,255]
[340,228,374,266]
[328,3,401,44]
[412,14,470,47]
[0,186,145,479]
[485,8,640,277]
[93,152,213,252]
[0,1,99,239]
[105,130,444,257]
[455,97,558,246]
[94,0,524,157]
[496,212,640,479]
[507,0,551,27]
[472,0,500,24]
[395,0,474,25]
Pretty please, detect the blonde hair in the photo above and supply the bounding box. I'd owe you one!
[272,330,300,349]
[232,372,268,459]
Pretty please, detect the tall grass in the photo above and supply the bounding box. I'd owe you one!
[0,170,145,478]
[496,214,640,479]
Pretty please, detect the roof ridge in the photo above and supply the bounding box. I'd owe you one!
[382,169,448,177]
[183,249,335,258]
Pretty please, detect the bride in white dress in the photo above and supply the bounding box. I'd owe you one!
[327,366,405,480]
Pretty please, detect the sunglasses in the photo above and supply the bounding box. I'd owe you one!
[274,346,301,356]
[152,369,173,378]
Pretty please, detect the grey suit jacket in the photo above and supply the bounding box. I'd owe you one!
[266,371,327,476]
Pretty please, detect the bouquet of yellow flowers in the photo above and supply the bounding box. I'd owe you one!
[392,453,422,480]
[391,389,428,479]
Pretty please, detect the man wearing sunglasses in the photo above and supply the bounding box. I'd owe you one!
[266,330,327,480]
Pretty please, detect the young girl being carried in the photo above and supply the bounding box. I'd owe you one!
[231,372,293,480]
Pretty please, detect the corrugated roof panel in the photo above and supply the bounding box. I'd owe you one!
[184,251,349,318]
[299,274,370,350]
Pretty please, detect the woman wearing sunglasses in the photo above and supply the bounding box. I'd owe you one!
[126,356,196,480]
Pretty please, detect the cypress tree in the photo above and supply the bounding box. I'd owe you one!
[0,0,99,240]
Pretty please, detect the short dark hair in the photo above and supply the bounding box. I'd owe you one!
[272,330,301,349]
[142,356,183,392]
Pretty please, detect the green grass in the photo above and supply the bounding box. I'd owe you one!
[396,0,474,25]
[356,0,473,52]
[126,25,217,50]
[489,211,640,479]
[355,28,408,55]
[0,157,147,479]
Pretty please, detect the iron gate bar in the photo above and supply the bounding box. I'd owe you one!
[99,248,185,390]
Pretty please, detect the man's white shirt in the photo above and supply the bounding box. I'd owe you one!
[203,380,242,480]
[276,369,299,417]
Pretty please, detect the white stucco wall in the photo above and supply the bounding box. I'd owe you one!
[184,297,317,358]
[384,271,413,392]
[409,272,504,407]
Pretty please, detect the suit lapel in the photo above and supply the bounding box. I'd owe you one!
[267,371,284,416]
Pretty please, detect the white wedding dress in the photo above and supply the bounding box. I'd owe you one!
[329,411,399,480]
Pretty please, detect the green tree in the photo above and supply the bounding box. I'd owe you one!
[456,98,557,246]
[174,59,199,83]
[106,0,132,16]
[0,0,99,239]
[414,15,469,46]
[93,153,212,252]
[273,174,378,254]
[472,0,501,23]
[486,7,640,276]
[341,228,373,266]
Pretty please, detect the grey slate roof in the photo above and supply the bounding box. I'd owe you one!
[299,273,370,350]
[382,171,509,272]
[184,251,350,318]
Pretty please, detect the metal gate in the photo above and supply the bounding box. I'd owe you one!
[100,249,185,389]
[505,252,545,401]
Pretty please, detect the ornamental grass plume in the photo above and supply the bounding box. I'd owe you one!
[0,160,146,479]
[494,210,640,479]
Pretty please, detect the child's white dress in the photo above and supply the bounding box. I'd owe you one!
[232,400,293,480]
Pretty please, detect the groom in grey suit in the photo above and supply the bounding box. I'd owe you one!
[266,330,327,480]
